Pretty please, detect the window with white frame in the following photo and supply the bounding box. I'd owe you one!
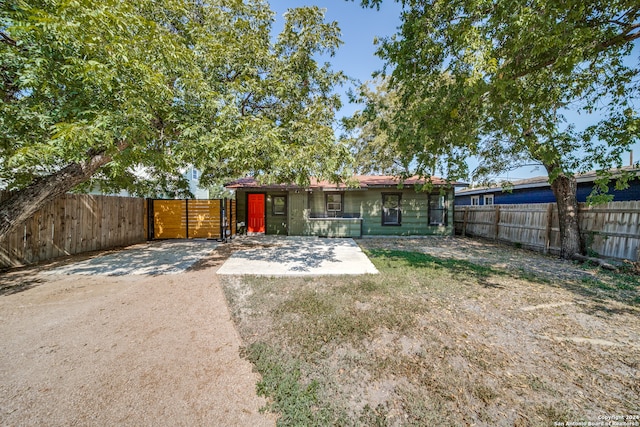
[471,196,480,206]
[326,193,343,216]
[191,168,200,180]
[484,194,494,205]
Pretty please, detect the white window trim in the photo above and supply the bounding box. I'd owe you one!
[471,196,480,206]
[326,193,343,213]
[484,194,494,205]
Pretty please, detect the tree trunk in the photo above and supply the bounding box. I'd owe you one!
[548,174,583,259]
[0,151,114,242]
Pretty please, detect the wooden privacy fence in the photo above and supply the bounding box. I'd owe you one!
[0,193,146,268]
[454,201,640,261]
[1,192,238,268]
[149,198,236,240]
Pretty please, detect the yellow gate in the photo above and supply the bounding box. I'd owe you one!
[150,199,236,240]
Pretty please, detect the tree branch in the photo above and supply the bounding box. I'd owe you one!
[598,26,640,49]
[0,141,128,241]
[0,31,17,47]
[507,19,639,79]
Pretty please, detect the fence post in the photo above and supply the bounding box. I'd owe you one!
[229,199,233,238]
[544,203,553,254]
[146,198,155,241]
[462,207,469,237]
[220,198,226,242]
[494,205,500,241]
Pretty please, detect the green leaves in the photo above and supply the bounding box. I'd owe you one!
[1,0,348,194]
[348,0,639,187]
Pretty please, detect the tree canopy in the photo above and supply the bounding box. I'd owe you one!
[349,0,639,257]
[352,0,639,182]
[1,0,351,238]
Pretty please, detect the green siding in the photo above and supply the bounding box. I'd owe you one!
[305,218,362,237]
[232,187,455,237]
[306,189,453,236]
[265,193,288,235]
[236,191,247,223]
[288,192,307,235]
[357,189,454,236]
[309,191,325,216]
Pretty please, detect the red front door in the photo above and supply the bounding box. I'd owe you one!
[247,193,265,233]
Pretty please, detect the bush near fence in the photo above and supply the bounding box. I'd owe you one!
[454,201,640,261]
[0,192,147,268]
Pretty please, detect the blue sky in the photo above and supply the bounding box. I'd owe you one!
[269,0,402,118]
[268,1,639,181]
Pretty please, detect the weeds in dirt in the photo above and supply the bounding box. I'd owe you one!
[222,241,640,426]
[575,263,640,305]
[242,342,339,425]
[366,249,554,287]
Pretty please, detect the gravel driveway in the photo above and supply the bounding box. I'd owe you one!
[0,242,275,426]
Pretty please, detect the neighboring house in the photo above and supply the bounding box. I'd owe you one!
[225,176,466,237]
[88,165,210,199]
[455,167,640,206]
[184,166,209,199]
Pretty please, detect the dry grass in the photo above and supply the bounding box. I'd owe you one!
[221,238,640,426]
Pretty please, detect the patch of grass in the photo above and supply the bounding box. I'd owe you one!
[395,387,459,426]
[474,384,498,404]
[274,287,419,357]
[610,267,640,290]
[366,249,497,276]
[581,276,614,290]
[575,266,640,305]
[515,268,551,284]
[358,404,389,427]
[535,404,575,425]
[353,278,387,294]
[242,342,339,426]
[365,249,552,286]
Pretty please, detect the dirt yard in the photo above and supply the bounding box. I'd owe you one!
[0,245,275,427]
[222,236,640,426]
[1,236,639,426]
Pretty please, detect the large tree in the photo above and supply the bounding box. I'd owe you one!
[352,0,640,258]
[0,0,349,240]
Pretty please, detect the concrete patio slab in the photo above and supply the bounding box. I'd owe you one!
[46,240,220,276]
[216,236,379,276]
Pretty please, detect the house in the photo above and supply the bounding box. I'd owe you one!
[455,167,640,206]
[184,166,209,199]
[88,165,210,199]
[225,176,466,238]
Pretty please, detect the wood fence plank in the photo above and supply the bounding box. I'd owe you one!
[545,203,553,254]
[0,194,147,268]
[53,197,65,258]
[456,201,639,261]
[78,195,88,254]
[90,196,100,251]
[494,205,500,241]
[37,203,48,262]
[8,223,22,266]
